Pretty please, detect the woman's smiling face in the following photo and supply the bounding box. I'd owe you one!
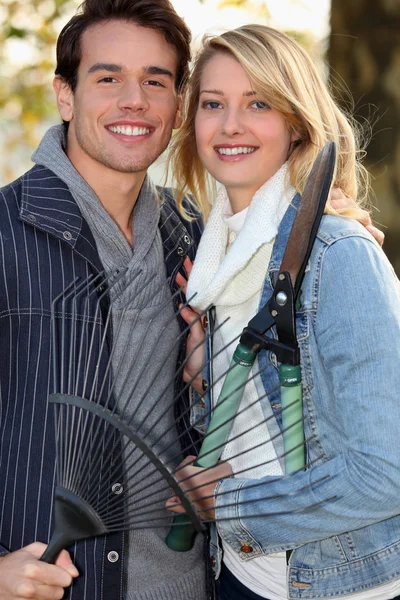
[195,52,296,212]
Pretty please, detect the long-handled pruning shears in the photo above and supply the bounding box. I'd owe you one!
[166,141,336,551]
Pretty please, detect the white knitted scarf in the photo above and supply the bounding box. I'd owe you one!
[187,163,296,310]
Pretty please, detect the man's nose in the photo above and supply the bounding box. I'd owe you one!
[117,81,150,112]
[221,108,245,136]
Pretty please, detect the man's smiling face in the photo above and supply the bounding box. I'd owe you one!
[55,19,182,178]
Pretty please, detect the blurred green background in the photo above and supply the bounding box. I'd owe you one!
[1,0,399,273]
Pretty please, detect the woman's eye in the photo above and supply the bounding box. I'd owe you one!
[203,101,222,109]
[251,100,270,110]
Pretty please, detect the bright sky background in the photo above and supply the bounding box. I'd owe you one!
[172,0,331,43]
[4,0,331,69]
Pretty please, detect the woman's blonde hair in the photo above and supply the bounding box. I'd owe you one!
[169,24,371,221]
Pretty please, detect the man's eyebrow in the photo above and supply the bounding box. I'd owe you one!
[87,63,174,79]
[87,63,123,74]
[144,65,174,79]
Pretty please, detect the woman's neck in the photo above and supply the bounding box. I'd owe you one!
[226,184,261,214]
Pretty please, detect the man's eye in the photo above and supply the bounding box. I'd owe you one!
[98,77,117,83]
[144,80,165,87]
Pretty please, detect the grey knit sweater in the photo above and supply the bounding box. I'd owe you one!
[32,126,206,600]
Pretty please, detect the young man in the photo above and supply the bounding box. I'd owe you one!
[0,1,207,599]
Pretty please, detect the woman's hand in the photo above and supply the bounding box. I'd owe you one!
[330,188,385,246]
[165,455,233,520]
[177,257,206,395]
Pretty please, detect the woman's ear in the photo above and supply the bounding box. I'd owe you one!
[287,132,302,158]
[290,127,302,144]
[53,76,74,122]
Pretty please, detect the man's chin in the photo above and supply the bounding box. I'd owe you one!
[98,156,153,175]
[99,148,167,174]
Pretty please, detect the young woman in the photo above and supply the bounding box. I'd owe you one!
[165,25,400,600]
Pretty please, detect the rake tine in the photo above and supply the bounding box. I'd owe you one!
[82,318,256,510]
[124,302,215,436]
[166,412,308,497]
[100,433,304,525]
[164,473,332,517]
[110,284,194,421]
[104,492,338,531]
[92,409,311,523]
[65,270,158,492]
[106,488,338,531]
[70,281,185,497]
[73,293,210,504]
[52,272,109,492]
[97,271,164,411]
[87,337,278,512]
[125,315,234,449]
[152,356,277,462]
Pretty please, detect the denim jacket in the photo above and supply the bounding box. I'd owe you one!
[0,165,206,600]
[195,196,400,598]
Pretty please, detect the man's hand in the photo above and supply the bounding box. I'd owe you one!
[176,257,206,395]
[165,455,233,520]
[330,188,385,246]
[0,542,78,600]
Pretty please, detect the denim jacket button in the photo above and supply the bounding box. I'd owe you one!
[240,543,253,553]
[202,379,208,391]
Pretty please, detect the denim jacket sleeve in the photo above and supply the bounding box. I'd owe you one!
[215,231,400,554]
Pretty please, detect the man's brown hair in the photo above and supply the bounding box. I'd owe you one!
[55,0,191,93]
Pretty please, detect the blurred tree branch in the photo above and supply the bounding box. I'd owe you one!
[0,0,79,182]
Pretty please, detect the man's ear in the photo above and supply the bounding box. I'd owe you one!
[53,76,74,122]
[173,92,184,130]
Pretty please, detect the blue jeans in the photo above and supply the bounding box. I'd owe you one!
[219,564,270,600]
[219,563,400,600]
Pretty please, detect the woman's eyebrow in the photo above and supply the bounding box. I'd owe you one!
[200,89,224,95]
[199,89,257,96]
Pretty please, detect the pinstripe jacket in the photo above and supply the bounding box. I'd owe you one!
[0,164,203,599]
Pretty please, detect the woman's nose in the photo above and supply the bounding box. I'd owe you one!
[221,108,245,136]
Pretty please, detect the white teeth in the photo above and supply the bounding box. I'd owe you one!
[108,126,150,136]
[216,146,256,156]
